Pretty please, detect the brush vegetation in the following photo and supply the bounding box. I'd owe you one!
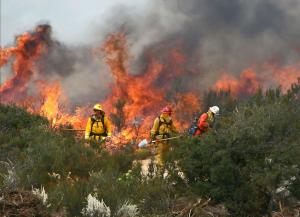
[1,80,300,216]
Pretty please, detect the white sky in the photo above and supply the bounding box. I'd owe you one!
[1,0,150,46]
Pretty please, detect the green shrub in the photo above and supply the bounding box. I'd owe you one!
[87,161,176,216]
[2,80,299,216]
[173,82,300,216]
[0,104,179,216]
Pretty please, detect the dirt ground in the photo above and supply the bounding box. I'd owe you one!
[0,190,49,217]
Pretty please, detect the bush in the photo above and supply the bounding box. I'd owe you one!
[3,80,299,216]
[173,83,300,216]
[87,161,176,216]
[0,104,179,216]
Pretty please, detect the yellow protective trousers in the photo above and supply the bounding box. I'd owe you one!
[155,141,170,166]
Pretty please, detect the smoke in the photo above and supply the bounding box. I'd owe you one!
[1,24,112,107]
[38,41,112,106]
[2,0,300,109]
[99,0,300,90]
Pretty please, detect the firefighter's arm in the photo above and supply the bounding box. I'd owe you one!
[85,118,92,140]
[150,118,160,139]
[198,113,209,130]
[104,117,112,137]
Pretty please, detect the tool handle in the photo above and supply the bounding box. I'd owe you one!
[60,129,85,131]
[151,135,181,143]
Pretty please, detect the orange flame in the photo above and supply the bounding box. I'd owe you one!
[0,31,45,102]
[1,26,299,151]
[0,25,86,128]
[39,80,62,125]
[214,64,300,95]
[214,69,260,96]
[37,80,88,128]
[270,62,300,91]
[98,33,200,146]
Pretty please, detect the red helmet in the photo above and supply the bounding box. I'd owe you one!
[161,106,172,114]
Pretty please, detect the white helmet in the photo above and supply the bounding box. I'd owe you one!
[209,106,220,115]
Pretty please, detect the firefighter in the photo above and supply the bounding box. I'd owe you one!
[193,106,220,136]
[85,103,112,142]
[150,106,178,165]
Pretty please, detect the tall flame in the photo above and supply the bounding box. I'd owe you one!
[0,28,48,102]
[39,81,61,124]
[98,33,200,144]
[1,25,299,150]
[0,25,86,128]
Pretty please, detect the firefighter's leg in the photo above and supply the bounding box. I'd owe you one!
[88,135,102,149]
[155,141,170,166]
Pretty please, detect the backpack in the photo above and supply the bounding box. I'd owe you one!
[188,116,199,136]
[154,116,173,136]
[90,115,107,137]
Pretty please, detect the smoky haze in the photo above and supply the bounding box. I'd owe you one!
[2,0,300,107]
[102,0,300,89]
[37,39,112,106]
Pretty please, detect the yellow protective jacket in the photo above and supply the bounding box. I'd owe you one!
[150,114,177,139]
[85,115,112,140]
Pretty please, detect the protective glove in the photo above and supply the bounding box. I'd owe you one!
[150,134,156,141]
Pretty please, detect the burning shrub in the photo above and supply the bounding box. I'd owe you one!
[110,99,126,133]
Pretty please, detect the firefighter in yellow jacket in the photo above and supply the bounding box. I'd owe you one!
[85,103,112,142]
[150,106,178,165]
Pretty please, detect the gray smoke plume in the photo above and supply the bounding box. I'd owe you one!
[37,40,112,107]
[98,0,300,90]
[1,23,112,108]
[2,0,300,108]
